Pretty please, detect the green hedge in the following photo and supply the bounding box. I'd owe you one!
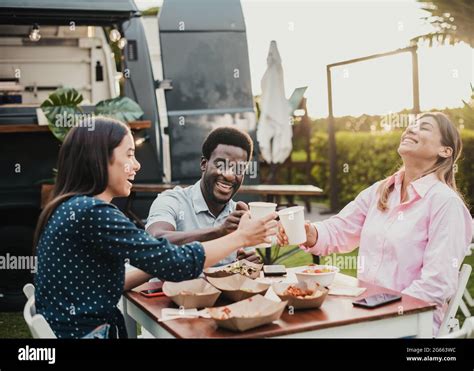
[294,129,474,210]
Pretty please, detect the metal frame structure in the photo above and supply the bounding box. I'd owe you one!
[326,46,420,211]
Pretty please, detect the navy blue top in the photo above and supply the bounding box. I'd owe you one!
[35,195,205,338]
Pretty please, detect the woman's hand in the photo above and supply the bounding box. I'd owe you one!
[277,221,318,247]
[236,212,278,247]
[237,248,262,263]
[123,268,152,291]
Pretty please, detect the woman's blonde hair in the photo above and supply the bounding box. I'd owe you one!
[376,112,465,212]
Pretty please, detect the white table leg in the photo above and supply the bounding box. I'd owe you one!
[120,296,138,338]
[416,310,433,338]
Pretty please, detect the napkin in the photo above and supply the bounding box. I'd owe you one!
[328,284,366,296]
[159,308,211,322]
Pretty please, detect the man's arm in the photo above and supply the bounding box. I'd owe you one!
[146,221,225,245]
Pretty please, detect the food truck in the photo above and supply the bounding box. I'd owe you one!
[0,0,256,310]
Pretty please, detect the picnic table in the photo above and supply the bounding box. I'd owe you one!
[121,268,435,338]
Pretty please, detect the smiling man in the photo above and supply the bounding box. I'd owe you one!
[145,126,260,266]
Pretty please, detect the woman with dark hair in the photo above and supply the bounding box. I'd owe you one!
[34,117,277,338]
[278,112,472,335]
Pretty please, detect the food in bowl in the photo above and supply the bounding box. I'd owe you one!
[207,295,287,332]
[302,267,334,274]
[283,285,323,299]
[272,282,328,309]
[217,306,262,320]
[224,261,259,276]
[219,307,232,320]
[295,265,340,287]
[203,259,263,279]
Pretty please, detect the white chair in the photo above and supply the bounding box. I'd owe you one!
[459,243,474,318]
[22,283,56,339]
[437,264,472,337]
[438,316,474,339]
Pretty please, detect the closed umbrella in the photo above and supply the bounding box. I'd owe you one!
[257,40,292,165]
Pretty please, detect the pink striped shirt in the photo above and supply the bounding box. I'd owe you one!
[303,170,472,335]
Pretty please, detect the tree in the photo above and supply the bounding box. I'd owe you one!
[411,0,473,47]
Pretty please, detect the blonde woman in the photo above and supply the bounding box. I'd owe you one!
[278,112,472,335]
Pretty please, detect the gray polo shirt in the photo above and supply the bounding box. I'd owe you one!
[146,180,237,266]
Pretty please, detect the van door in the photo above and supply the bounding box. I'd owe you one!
[156,0,257,183]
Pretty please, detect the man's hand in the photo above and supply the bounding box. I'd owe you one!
[237,248,262,263]
[219,201,249,236]
[235,201,249,212]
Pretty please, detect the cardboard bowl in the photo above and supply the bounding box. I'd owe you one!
[203,259,263,279]
[208,294,287,332]
[162,278,221,309]
[272,282,328,310]
[295,265,340,287]
[206,274,270,302]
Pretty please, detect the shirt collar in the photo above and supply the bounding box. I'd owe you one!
[411,172,440,198]
[386,169,440,198]
[191,180,235,217]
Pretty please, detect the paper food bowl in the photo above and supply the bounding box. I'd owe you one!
[206,274,270,302]
[162,278,221,309]
[272,281,328,310]
[207,294,287,332]
[203,259,263,279]
[295,265,340,287]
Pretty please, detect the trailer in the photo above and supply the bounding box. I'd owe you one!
[0,0,257,310]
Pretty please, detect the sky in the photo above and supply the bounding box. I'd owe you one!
[135,0,473,118]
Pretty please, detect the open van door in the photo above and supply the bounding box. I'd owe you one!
[0,0,139,25]
[156,0,257,183]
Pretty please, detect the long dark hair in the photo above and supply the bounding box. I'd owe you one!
[34,117,130,248]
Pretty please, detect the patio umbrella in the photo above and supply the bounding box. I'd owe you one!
[257,40,292,165]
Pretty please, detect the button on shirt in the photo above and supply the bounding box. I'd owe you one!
[35,195,205,338]
[146,180,237,266]
[302,170,472,335]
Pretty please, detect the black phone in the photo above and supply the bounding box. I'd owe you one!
[352,293,401,308]
[263,265,287,276]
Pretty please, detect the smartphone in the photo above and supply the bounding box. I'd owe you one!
[263,265,287,277]
[139,282,165,298]
[352,293,401,308]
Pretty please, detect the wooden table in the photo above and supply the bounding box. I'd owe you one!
[131,183,323,199]
[121,269,435,339]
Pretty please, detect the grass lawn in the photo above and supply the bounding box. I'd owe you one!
[1,248,472,338]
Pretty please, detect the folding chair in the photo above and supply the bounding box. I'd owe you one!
[438,316,474,339]
[437,264,472,336]
[22,283,56,339]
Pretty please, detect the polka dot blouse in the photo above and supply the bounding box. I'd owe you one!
[34,195,205,338]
